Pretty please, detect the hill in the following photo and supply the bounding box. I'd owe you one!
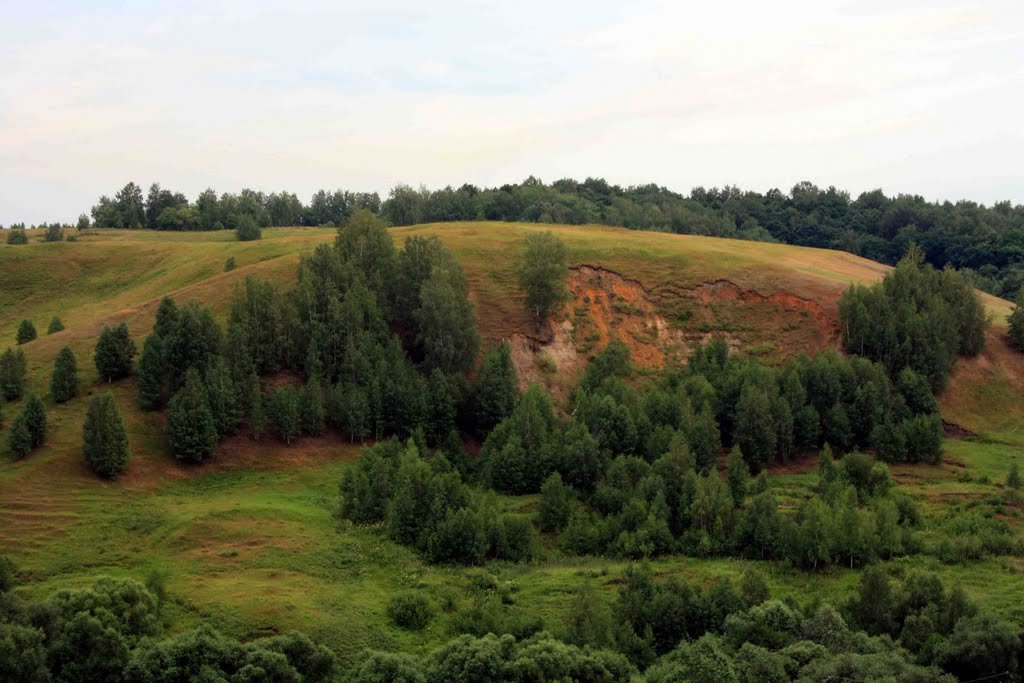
[1,222,1023,664]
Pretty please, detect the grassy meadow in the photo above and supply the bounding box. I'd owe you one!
[1,223,1023,666]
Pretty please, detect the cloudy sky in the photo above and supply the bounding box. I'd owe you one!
[1,0,1022,224]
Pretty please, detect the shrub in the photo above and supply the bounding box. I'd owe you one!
[235,215,262,241]
[387,592,434,631]
[0,347,26,400]
[42,224,63,242]
[47,316,64,334]
[5,228,27,245]
[224,256,236,271]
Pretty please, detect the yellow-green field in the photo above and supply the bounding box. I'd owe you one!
[1,223,1023,665]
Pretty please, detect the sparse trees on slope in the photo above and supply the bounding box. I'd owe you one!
[16,319,36,345]
[82,391,130,478]
[50,346,79,403]
[166,367,218,463]
[94,323,137,382]
[518,231,568,329]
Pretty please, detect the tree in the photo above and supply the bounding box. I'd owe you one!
[7,412,31,458]
[269,386,301,444]
[246,372,266,440]
[136,333,165,410]
[16,319,36,345]
[166,367,219,463]
[1007,460,1021,489]
[0,622,49,682]
[0,347,26,400]
[82,391,130,478]
[539,472,571,532]
[47,316,64,334]
[23,394,46,448]
[235,214,262,241]
[224,256,236,271]
[518,231,568,329]
[1009,290,1024,351]
[94,322,137,382]
[299,375,326,436]
[153,296,179,340]
[163,301,221,388]
[50,346,79,403]
[734,385,776,472]
[473,342,519,434]
[726,445,748,506]
[414,266,480,373]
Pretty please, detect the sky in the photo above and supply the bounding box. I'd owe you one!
[1,0,1022,224]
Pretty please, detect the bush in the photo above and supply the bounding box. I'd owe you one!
[16,319,36,345]
[224,256,236,272]
[5,228,27,245]
[47,316,64,334]
[387,592,434,631]
[43,224,63,242]
[235,215,262,241]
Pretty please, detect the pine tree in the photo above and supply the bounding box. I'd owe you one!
[166,367,218,463]
[1007,460,1022,490]
[22,394,46,448]
[299,375,326,437]
[82,392,130,478]
[136,333,165,411]
[47,316,64,334]
[50,346,79,403]
[94,323,137,382]
[15,320,36,345]
[726,445,749,507]
[7,412,31,459]
[0,347,26,400]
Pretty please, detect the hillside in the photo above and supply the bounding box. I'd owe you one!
[2,222,1019,441]
[1,222,1023,665]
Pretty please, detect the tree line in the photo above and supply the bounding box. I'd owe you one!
[73,176,1024,298]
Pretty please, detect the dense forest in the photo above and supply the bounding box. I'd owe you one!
[10,177,1016,298]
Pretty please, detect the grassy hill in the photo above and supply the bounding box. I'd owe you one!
[1,222,1022,662]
